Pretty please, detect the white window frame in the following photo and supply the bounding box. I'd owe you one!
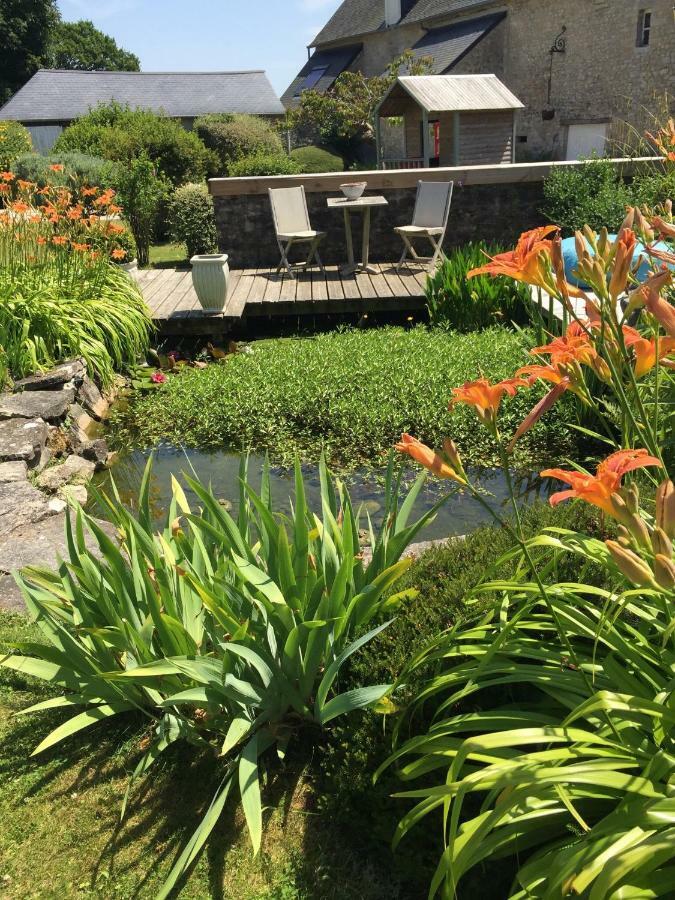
[637,8,652,47]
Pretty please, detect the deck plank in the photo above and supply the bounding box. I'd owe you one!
[149,271,189,318]
[367,265,394,298]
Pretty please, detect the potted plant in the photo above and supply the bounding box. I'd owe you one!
[167,183,228,311]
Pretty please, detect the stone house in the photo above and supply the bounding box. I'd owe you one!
[283,0,675,162]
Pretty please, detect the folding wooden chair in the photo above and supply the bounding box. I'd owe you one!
[268,185,326,278]
[395,180,454,272]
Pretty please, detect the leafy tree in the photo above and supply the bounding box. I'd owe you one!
[0,0,58,102]
[112,153,169,266]
[46,19,140,71]
[286,51,433,161]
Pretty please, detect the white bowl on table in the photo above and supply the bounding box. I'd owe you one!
[339,182,367,201]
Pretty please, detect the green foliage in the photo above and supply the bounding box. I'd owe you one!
[286,51,433,162]
[0,265,152,386]
[12,150,113,189]
[229,151,300,177]
[194,113,283,175]
[0,120,32,169]
[0,0,58,103]
[113,327,574,468]
[289,145,344,173]
[112,153,169,266]
[45,18,139,71]
[380,521,675,898]
[54,101,216,186]
[166,182,217,258]
[541,157,635,235]
[1,455,432,895]
[425,243,531,330]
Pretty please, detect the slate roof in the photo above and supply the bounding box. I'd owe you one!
[281,44,362,108]
[381,73,523,112]
[408,12,506,72]
[312,0,493,47]
[0,70,285,122]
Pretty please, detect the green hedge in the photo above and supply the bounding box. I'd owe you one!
[0,121,32,170]
[290,145,344,173]
[228,150,300,177]
[194,114,283,174]
[12,152,114,189]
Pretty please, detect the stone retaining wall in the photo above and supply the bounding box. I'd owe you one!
[209,158,657,269]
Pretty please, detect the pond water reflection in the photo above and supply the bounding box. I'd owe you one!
[90,444,556,540]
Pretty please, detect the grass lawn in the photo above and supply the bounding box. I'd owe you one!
[0,504,607,899]
[149,242,188,269]
[113,326,579,470]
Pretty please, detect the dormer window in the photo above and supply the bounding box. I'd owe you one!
[637,9,652,46]
[294,65,328,97]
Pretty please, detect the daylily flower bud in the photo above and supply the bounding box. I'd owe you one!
[618,208,635,235]
[606,540,656,587]
[651,526,673,559]
[617,525,632,547]
[442,438,464,473]
[656,479,675,539]
[654,554,675,590]
[626,512,652,549]
[624,483,640,514]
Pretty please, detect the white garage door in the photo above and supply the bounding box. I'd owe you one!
[566,123,608,160]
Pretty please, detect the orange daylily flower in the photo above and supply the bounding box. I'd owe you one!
[626,270,675,338]
[0,171,14,182]
[531,321,597,368]
[51,235,67,246]
[395,433,465,483]
[450,376,527,427]
[16,179,34,191]
[651,215,675,240]
[49,163,65,172]
[541,449,662,519]
[111,247,127,260]
[622,325,675,377]
[66,204,84,220]
[71,242,90,252]
[10,201,29,214]
[81,186,98,197]
[516,363,569,386]
[0,184,8,194]
[467,225,559,290]
[608,228,637,299]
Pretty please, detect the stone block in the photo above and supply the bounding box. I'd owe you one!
[68,402,93,432]
[0,418,48,463]
[13,358,86,392]
[0,479,54,533]
[0,460,28,483]
[81,439,109,466]
[37,454,96,492]
[58,484,88,506]
[78,376,109,420]
[0,388,75,422]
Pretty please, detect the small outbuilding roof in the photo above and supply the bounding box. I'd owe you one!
[0,69,285,122]
[379,74,524,115]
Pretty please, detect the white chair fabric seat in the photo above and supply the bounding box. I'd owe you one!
[395,181,454,272]
[395,225,444,235]
[278,229,325,240]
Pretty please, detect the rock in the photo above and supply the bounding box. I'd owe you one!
[34,445,51,473]
[48,497,67,514]
[0,512,116,613]
[68,402,93,432]
[78,376,109,420]
[0,479,54,533]
[13,358,86,392]
[81,439,109,466]
[0,388,75,422]
[0,460,28,483]
[68,421,90,453]
[37,454,96,492]
[57,484,88,506]
[0,418,48,463]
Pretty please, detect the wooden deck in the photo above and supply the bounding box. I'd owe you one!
[136,264,427,334]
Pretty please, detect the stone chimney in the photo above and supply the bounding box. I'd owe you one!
[385,0,402,27]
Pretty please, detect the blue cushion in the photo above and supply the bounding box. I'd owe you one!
[560,234,673,290]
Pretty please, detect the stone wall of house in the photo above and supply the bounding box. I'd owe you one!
[324,0,674,161]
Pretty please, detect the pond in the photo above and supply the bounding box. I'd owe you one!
[89,444,556,541]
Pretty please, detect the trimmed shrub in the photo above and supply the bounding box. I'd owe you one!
[541,157,634,235]
[425,242,531,331]
[194,113,283,174]
[290,145,344,173]
[54,101,216,186]
[12,151,113,189]
[167,182,217,258]
[228,151,300,177]
[0,121,32,169]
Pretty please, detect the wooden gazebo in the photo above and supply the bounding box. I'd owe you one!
[375,74,524,169]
